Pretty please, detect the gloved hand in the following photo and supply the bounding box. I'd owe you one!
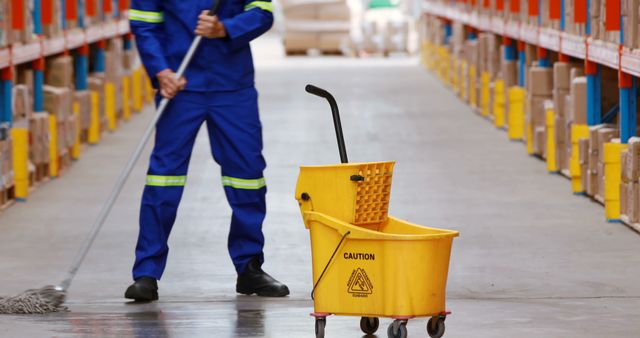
[195,11,227,38]
[156,69,187,99]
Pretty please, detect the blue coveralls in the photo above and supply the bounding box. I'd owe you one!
[129,0,273,280]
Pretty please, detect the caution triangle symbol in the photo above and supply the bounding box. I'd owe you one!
[348,269,372,294]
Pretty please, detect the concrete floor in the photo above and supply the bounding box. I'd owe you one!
[1,37,640,338]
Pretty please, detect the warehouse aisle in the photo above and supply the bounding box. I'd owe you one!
[1,38,640,337]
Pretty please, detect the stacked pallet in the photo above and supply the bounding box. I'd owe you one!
[527,66,553,155]
[281,0,352,55]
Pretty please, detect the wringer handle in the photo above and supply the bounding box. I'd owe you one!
[305,84,349,164]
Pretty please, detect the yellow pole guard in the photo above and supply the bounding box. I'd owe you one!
[428,43,436,71]
[421,41,428,66]
[428,42,435,70]
[453,58,460,90]
[545,108,557,172]
[443,49,450,84]
[469,66,477,107]
[443,49,450,82]
[105,82,117,131]
[526,119,534,155]
[507,87,525,140]
[122,76,132,121]
[569,124,589,193]
[437,47,444,80]
[132,69,144,112]
[72,102,81,159]
[11,128,29,199]
[459,61,467,100]
[571,177,583,193]
[49,115,58,178]
[88,91,101,144]
[493,79,505,128]
[480,72,490,117]
[569,124,590,177]
[604,142,627,220]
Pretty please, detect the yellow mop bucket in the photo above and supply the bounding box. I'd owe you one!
[299,85,459,338]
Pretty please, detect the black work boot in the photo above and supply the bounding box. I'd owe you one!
[125,277,159,302]
[236,258,290,297]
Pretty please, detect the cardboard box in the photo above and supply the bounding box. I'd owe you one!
[534,126,546,156]
[556,116,569,170]
[17,67,34,97]
[44,85,72,120]
[0,138,14,189]
[597,162,606,198]
[555,115,567,145]
[528,95,551,128]
[622,149,630,182]
[317,2,350,21]
[0,0,10,47]
[586,169,598,197]
[553,62,572,90]
[466,39,480,70]
[528,67,553,96]
[46,55,74,89]
[581,163,589,190]
[627,137,640,180]
[570,68,585,83]
[74,90,92,131]
[13,85,32,121]
[623,16,639,49]
[282,3,316,20]
[29,112,50,165]
[284,32,319,52]
[66,115,77,149]
[621,182,629,216]
[319,33,350,52]
[630,182,640,223]
[579,137,590,165]
[502,60,518,87]
[570,77,588,124]
[123,50,137,71]
[553,88,570,117]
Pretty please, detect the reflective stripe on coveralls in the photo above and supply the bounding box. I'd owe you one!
[222,176,266,190]
[146,175,187,187]
[129,9,164,23]
[244,1,273,12]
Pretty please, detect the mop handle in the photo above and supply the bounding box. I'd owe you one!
[58,1,220,292]
[305,85,349,164]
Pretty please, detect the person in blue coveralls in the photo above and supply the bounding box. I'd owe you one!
[125,0,289,301]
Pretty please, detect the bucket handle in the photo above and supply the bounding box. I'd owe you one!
[311,231,351,300]
[305,85,349,164]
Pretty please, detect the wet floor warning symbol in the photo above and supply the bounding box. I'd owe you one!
[347,268,373,297]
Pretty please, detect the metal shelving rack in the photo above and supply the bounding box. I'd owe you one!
[421,0,640,230]
[0,0,131,126]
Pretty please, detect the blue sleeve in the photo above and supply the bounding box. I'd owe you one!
[221,1,274,48]
[130,0,169,82]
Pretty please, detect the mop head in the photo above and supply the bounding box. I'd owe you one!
[0,286,67,314]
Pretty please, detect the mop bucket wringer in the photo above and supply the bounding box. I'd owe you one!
[298,85,459,338]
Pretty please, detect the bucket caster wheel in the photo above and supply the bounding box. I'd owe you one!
[360,317,379,334]
[427,316,445,338]
[387,320,408,338]
[315,317,326,338]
